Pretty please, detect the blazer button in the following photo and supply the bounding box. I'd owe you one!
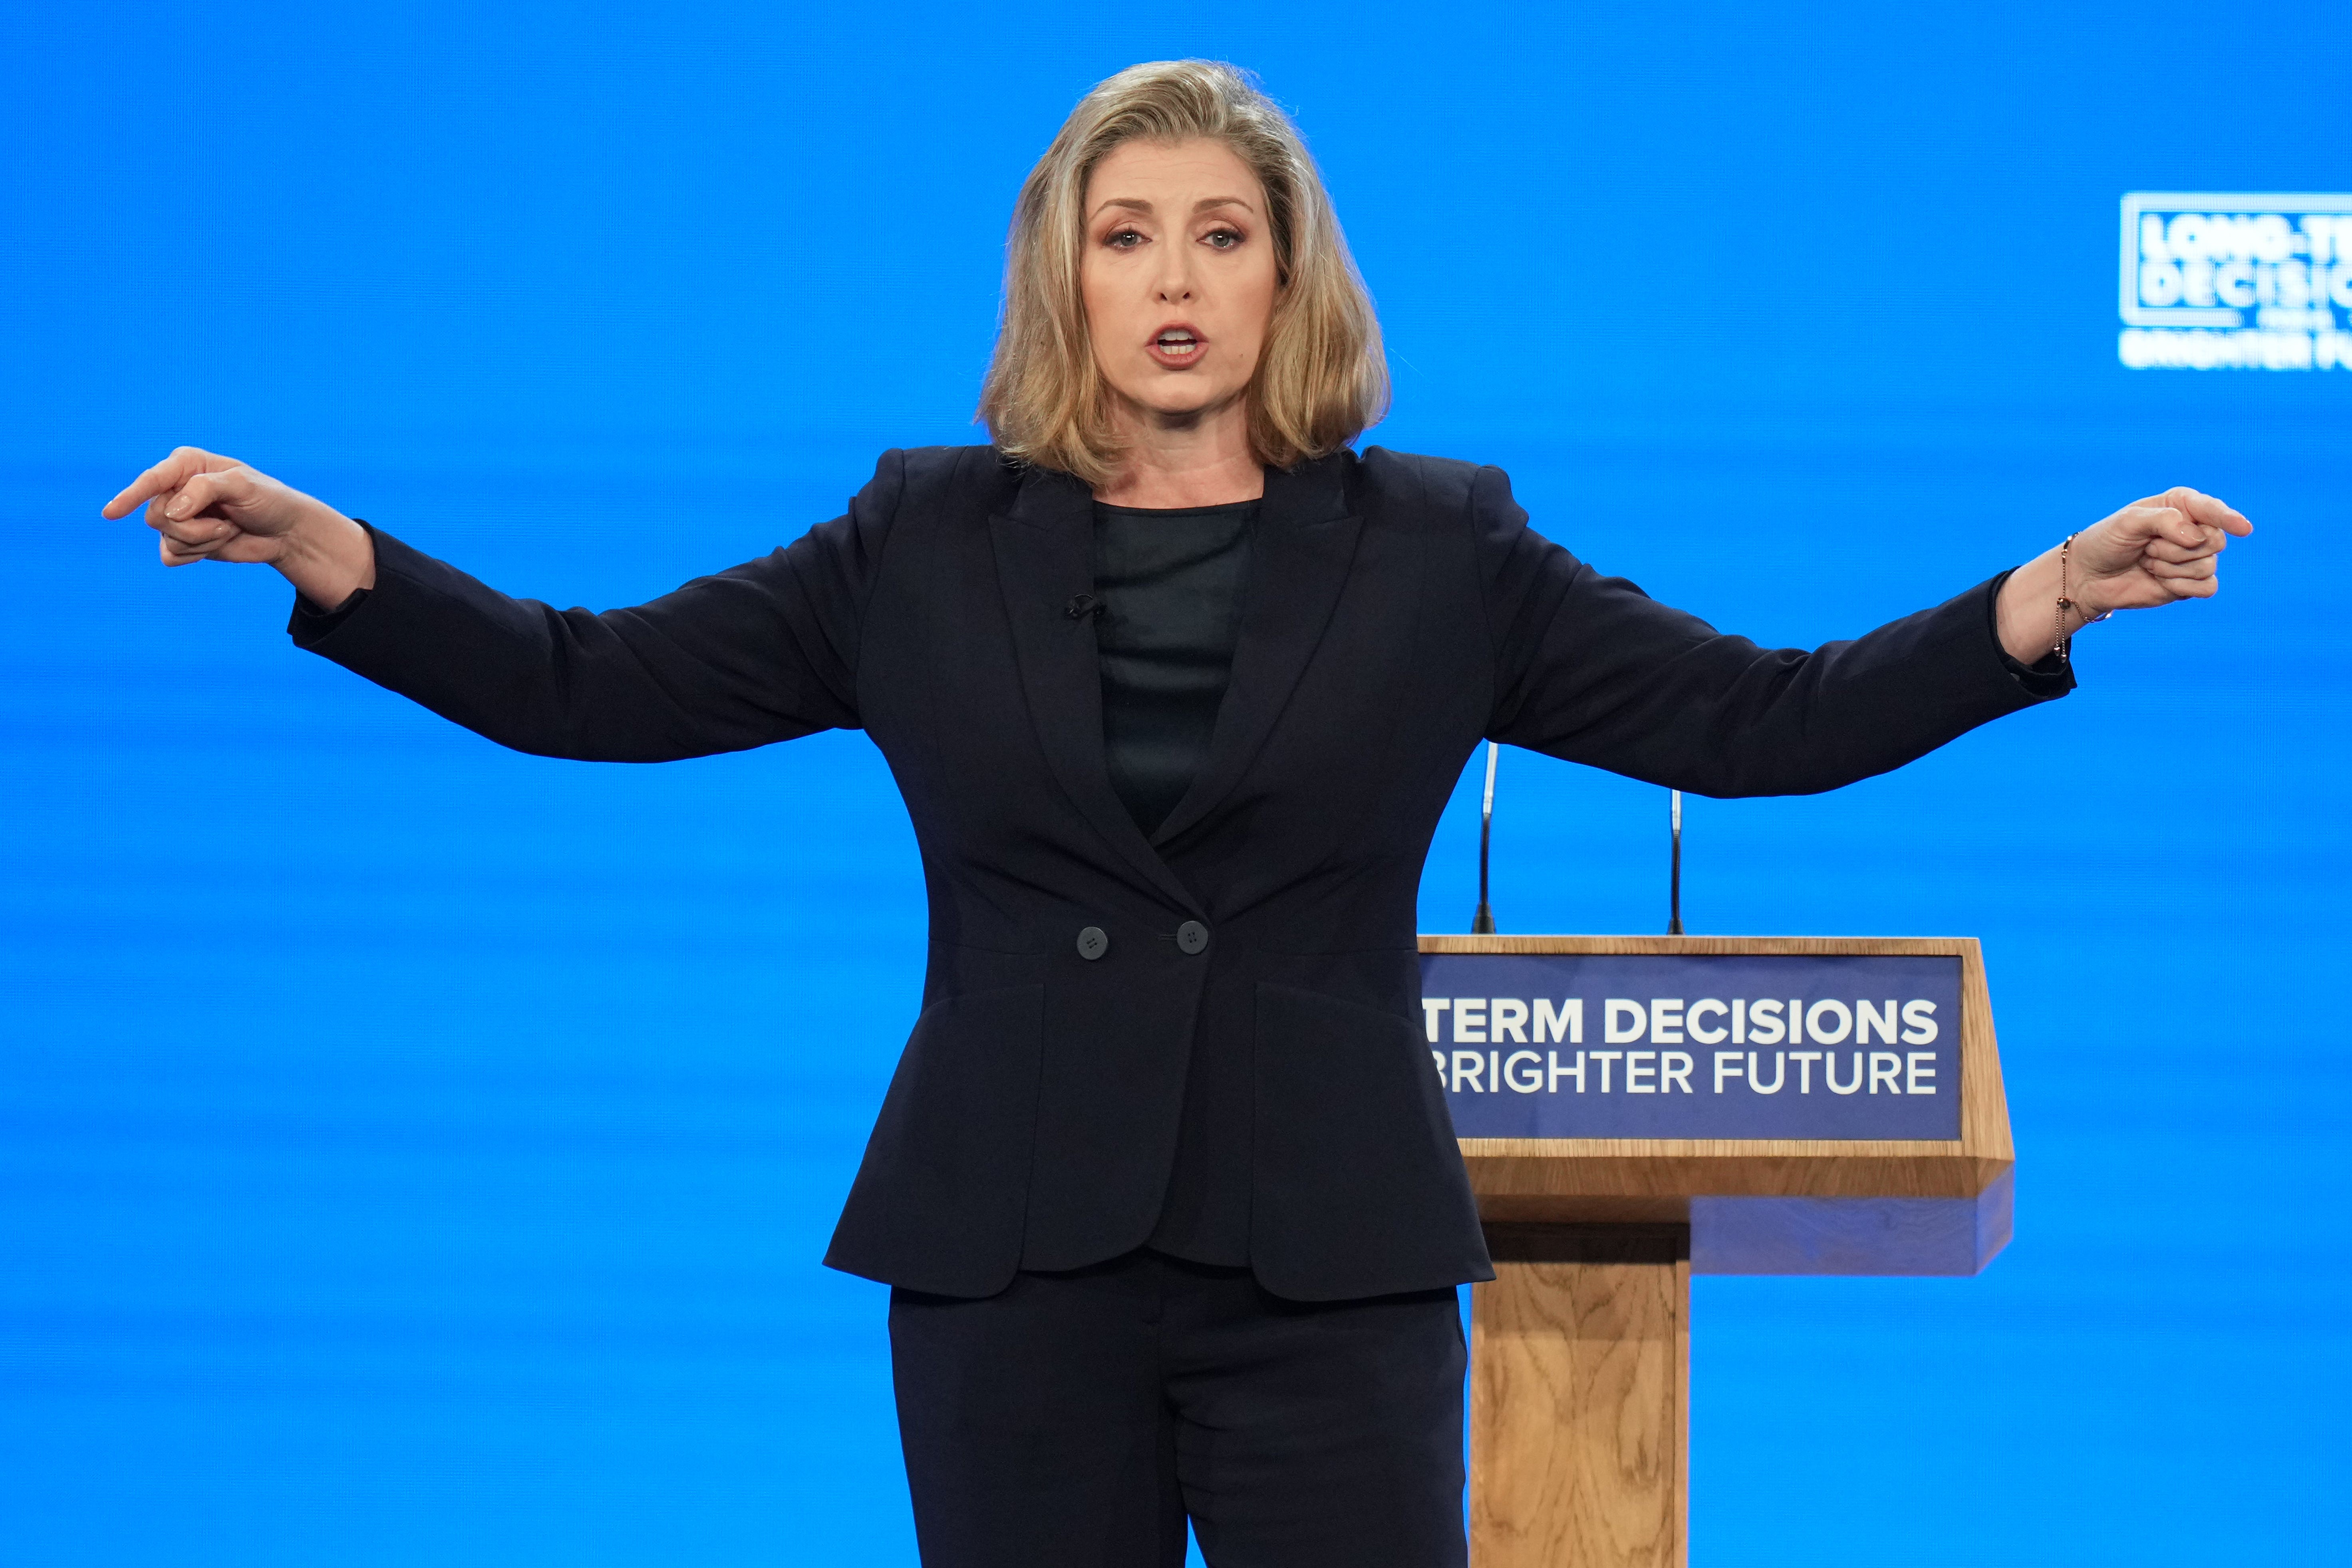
[1076,926,1110,961]
[1176,920,1210,955]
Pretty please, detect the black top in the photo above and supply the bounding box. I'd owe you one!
[1087,498,1258,1266]
[1091,499,1256,837]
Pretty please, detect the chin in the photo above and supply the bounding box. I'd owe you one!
[1134,383,1238,421]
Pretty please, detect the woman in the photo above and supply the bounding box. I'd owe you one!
[102,59,2245,1568]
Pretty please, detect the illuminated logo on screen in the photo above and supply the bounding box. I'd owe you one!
[2119,192,2352,370]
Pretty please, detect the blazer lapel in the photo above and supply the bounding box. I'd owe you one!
[1149,455,1364,847]
[989,466,1205,915]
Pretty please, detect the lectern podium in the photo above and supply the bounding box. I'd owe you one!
[1422,935,2014,1567]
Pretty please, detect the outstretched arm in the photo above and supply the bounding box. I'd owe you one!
[1472,467,2252,798]
[102,447,899,761]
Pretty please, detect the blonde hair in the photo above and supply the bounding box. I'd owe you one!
[977,60,1388,487]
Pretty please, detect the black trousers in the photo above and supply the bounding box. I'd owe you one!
[888,1250,1468,1568]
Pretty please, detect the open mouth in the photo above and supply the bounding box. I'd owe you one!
[1150,328,1203,363]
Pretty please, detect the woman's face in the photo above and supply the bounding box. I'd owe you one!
[1080,137,1280,425]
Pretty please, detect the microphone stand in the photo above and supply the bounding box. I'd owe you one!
[1668,789,1685,935]
[1472,741,1498,934]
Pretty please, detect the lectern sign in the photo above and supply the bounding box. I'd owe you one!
[1423,952,1962,1140]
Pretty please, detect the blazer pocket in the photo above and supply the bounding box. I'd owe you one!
[823,982,1045,1298]
[1251,981,1489,1302]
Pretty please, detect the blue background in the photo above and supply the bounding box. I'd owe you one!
[4,2,2346,1563]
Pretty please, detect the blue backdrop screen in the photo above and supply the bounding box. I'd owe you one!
[5,3,2347,1564]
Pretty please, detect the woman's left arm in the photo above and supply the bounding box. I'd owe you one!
[1991,486,2251,662]
[1469,467,2251,798]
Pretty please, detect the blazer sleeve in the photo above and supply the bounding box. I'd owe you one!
[1468,463,2072,798]
[287,450,905,761]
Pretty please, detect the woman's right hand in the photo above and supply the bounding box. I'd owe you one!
[103,446,376,606]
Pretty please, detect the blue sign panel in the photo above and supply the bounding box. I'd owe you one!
[1422,952,1963,1140]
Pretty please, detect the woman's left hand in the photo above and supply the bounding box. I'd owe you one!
[1994,486,2252,663]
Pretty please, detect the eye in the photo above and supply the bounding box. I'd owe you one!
[1203,227,1244,250]
[1104,226,1146,249]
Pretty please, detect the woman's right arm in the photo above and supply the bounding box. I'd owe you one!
[103,446,897,761]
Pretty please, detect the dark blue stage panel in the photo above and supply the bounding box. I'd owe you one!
[1426,952,1961,1139]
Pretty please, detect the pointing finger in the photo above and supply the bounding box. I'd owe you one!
[106,457,191,520]
[103,446,225,521]
[2155,486,2253,538]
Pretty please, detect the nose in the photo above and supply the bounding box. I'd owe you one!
[1152,246,1196,305]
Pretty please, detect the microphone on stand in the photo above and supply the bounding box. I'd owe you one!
[1472,741,1498,934]
[1667,789,1685,935]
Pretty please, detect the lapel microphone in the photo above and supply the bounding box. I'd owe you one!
[1065,593,1103,620]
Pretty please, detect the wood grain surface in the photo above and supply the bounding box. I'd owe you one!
[1448,937,2013,1562]
[1471,1225,1689,1568]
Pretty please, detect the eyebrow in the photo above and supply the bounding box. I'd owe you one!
[1090,195,1259,221]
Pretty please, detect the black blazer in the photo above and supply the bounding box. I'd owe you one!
[294,445,2066,1300]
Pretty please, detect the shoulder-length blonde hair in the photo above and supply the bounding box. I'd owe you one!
[978,60,1388,487]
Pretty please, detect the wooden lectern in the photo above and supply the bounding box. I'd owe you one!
[1421,935,2014,1567]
